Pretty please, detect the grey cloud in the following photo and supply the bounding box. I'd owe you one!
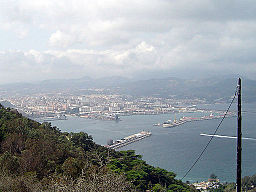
[0,0,256,83]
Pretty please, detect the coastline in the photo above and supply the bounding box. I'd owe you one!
[50,103,256,183]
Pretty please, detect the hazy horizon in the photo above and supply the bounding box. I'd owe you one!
[0,73,248,86]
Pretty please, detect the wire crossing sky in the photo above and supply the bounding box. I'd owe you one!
[0,0,256,83]
[181,84,238,180]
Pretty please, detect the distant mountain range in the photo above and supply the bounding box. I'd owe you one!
[114,77,256,102]
[0,76,255,102]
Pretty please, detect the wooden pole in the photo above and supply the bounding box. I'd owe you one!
[237,78,242,192]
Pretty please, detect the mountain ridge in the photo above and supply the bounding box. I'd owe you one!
[0,76,255,102]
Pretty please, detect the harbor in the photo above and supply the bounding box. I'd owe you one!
[161,112,235,128]
[51,103,256,183]
[35,114,68,122]
[106,131,152,150]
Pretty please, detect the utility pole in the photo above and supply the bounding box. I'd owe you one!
[237,78,242,192]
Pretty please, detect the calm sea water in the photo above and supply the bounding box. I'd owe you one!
[51,102,256,183]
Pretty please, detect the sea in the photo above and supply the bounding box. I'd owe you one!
[51,102,256,183]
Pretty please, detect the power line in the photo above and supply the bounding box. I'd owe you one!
[181,85,238,181]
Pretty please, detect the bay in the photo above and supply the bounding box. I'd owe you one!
[51,102,256,183]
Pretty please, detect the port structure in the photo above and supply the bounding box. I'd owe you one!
[106,131,152,150]
[162,112,235,128]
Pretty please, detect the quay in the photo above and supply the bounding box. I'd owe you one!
[106,131,152,150]
[162,112,236,128]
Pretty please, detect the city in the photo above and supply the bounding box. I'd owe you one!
[1,89,207,121]
[1,0,255,190]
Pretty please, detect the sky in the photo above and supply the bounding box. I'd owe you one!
[0,0,256,84]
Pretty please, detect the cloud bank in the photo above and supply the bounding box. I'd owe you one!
[0,0,256,83]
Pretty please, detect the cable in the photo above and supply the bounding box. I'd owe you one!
[181,85,238,181]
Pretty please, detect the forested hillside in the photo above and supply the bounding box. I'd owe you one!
[0,104,195,192]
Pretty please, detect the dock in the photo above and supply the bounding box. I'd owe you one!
[162,112,236,128]
[106,131,152,150]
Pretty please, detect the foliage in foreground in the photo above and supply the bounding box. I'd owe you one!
[0,105,194,191]
[192,173,256,192]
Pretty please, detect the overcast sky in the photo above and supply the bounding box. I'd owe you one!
[0,0,256,84]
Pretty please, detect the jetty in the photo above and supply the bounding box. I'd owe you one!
[162,112,236,128]
[106,131,152,150]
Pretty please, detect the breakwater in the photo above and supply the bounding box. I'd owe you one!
[106,131,152,150]
[162,112,235,128]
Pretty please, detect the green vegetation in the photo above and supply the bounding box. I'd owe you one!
[199,173,256,192]
[0,105,194,191]
[242,174,256,191]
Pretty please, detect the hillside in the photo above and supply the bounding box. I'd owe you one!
[117,77,256,102]
[0,105,194,192]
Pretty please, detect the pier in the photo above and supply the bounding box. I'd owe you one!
[161,112,236,128]
[106,131,152,150]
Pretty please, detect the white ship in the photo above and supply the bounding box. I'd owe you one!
[162,114,186,128]
[162,119,186,128]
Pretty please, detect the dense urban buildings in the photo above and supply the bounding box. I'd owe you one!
[1,89,206,121]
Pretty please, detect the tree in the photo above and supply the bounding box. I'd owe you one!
[62,157,83,178]
[0,152,19,174]
[152,183,165,192]
[210,173,217,180]
[70,132,93,151]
